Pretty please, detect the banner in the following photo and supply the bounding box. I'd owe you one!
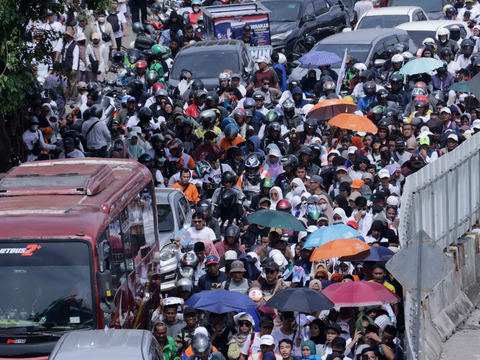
[213,14,270,45]
[336,48,347,95]
[248,45,273,61]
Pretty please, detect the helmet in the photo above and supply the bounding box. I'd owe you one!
[438,27,450,41]
[410,117,423,127]
[206,91,219,106]
[180,118,194,129]
[376,89,389,99]
[178,267,195,280]
[385,46,397,57]
[471,53,480,66]
[353,63,367,72]
[222,189,238,207]
[168,138,184,154]
[440,47,453,59]
[343,95,357,104]
[112,51,124,64]
[402,52,414,61]
[192,0,202,5]
[191,79,205,91]
[280,154,299,168]
[138,153,154,165]
[461,39,475,55]
[197,199,212,213]
[225,225,240,240]
[309,142,322,153]
[278,53,287,65]
[288,80,300,92]
[152,82,165,94]
[83,108,91,121]
[252,91,265,102]
[363,81,376,96]
[450,25,461,41]
[323,81,336,91]
[151,133,164,144]
[377,118,392,129]
[262,177,274,189]
[121,95,130,105]
[282,98,295,112]
[219,72,231,82]
[244,154,261,183]
[176,278,193,292]
[432,90,444,101]
[266,110,279,123]
[155,88,168,98]
[147,70,159,82]
[415,99,429,109]
[391,54,404,65]
[244,98,255,108]
[422,37,437,51]
[195,160,212,178]
[305,36,316,49]
[390,73,403,84]
[386,107,400,121]
[199,109,217,125]
[192,334,211,356]
[224,124,239,139]
[138,107,153,122]
[372,105,385,115]
[395,43,408,54]
[305,118,318,130]
[90,104,103,118]
[267,122,281,135]
[181,251,198,267]
[276,199,292,212]
[127,79,143,93]
[360,70,373,80]
[221,117,236,131]
[179,70,192,81]
[194,90,207,99]
[232,108,246,122]
[222,171,236,184]
[100,85,114,97]
[299,147,313,157]
[86,82,99,94]
[142,49,156,64]
[132,22,145,34]
[151,2,161,14]
[198,15,204,22]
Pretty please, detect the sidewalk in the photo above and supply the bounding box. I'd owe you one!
[441,308,480,359]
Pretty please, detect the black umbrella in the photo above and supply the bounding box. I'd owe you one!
[466,72,480,99]
[264,288,334,313]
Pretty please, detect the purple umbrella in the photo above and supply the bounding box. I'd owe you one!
[298,51,343,67]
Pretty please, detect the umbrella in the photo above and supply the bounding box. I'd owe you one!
[185,290,257,313]
[303,224,362,248]
[310,239,370,261]
[298,51,343,67]
[449,81,470,93]
[398,58,444,75]
[340,246,395,262]
[328,113,378,133]
[467,72,480,98]
[247,209,306,231]
[321,281,400,307]
[264,288,334,313]
[308,99,358,120]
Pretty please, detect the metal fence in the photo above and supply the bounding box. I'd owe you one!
[399,132,480,360]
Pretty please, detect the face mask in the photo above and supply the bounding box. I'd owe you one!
[158,157,166,163]
[361,210,367,216]
[307,205,320,220]
[54,17,58,21]
[98,17,106,22]
[333,220,343,225]
[319,203,328,211]
[30,125,39,131]
[262,84,269,90]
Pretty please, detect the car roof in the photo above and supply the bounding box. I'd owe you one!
[319,28,408,45]
[180,39,245,54]
[362,6,422,16]
[51,330,152,360]
[395,20,467,31]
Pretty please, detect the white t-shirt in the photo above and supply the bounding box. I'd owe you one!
[271,328,302,356]
[241,333,262,356]
[205,163,233,185]
[354,0,373,20]
[106,11,127,38]
[187,226,217,241]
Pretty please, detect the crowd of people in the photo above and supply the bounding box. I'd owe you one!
[15,1,480,360]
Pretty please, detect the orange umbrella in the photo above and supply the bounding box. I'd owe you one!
[328,113,378,133]
[310,239,371,261]
[308,99,358,120]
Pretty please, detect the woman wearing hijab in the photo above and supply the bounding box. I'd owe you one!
[355,315,376,346]
[332,208,348,225]
[308,279,323,292]
[334,194,352,217]
[110,139,133,159]
[41,103,59,144]
[300,340,323,360]
[308,319,327,354]
[126,132,145,159]
[269,186,283,209]
[200,239,220,258]
[318,194,334,225]
[365,220,388,244]
[285,178,307,200]
[291,196,304,218]
[227,312,255,360]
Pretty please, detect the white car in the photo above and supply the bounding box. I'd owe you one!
[395,20,472,47]
[355,6,429,30]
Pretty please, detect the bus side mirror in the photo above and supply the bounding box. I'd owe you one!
[96,270,116,314]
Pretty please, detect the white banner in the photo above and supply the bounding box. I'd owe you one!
[336,48,348,95]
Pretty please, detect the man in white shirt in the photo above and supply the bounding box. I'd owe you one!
[38,11,64,63]
[107,0,127,52]
[23,117,59,162]
[348,196,373,237]
[58,137,85,159]
[188,212,217,242]
[205,154,233,185]
[354,0,373,24]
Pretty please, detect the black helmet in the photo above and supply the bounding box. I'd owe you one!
[192,334,211,355]
[132,22,145,34]
[376,89,389,99]
[112,51,124,64]
[267,122,281,134]
[100,85,115,97]
[86,82,99,94]
[305,36,316,49]
[474,57,480,68]
[225,224,241,240]
[135,36,155,51]
[390,73,403,84]
[138,107,153,122]
[288,79,300,92]
[299,147,313,157]
[206,91,219,105]
[271,51,279,62]
[363,81,376,96]
[244,154,261,184]
[150,2,161,14]
[385,107,400,121]
[197,199,212,213]
[142,49,157,64]
[89,104,103,118]
[385,46,397,57]
[252,91,265,101]
[127,79,143,93]
[440,47,453,58]
[222,189,238,207]
[280,154,299,167]
[305,118,318,130]
[222,171,236,184]
[461,39,474,55]
[138,153,154,165]
[180,69,192,81]
[83,108,91,121]
[282,98,295,112]
[377,118,393,128]
[360,70,373,80]
[471,53,480,66]
[191,79,205,91]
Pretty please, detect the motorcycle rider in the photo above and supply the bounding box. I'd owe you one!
[298,147,321,177]
[242,97,266,127]
[440,48,460,75]
[382,54,403,81]
[232,108,254,139]
[237,154,270,203]
[457,39,475,69]
[127,79,150,107]
[297,118,322,145]
[358,81,377,113]
[196,109,222,140]
[386,74,404,105]
[436,28,459,56]
[262,122,288,155]
[135,60,148,83]
[112,95,137,138]
[275,155,298,193]
[281,98,302,128]
[188,0,203,25]
[186,90,207,118]
[212,171,246,207]
[196,199,221,241]
[214,190,248,229]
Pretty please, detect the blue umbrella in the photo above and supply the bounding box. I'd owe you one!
[339,246,395,262]
[398,58,444,75]
[303,224,362,248]
[299,51,343,67]
[185,290,257,314]
[449,81,470,93]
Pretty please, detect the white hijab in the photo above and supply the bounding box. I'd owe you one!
[270,186,283,209]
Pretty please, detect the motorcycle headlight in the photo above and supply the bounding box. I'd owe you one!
[159,243,176,261]
[272,30,292,41]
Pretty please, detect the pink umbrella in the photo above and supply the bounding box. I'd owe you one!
[321,281,400,307]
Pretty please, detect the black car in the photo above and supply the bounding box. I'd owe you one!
[263,0,354,60]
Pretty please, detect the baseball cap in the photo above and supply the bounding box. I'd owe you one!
[264,261,280,271]
[184,307,197,316]
[370,192,384,203]
[326,323,342,335]
[256,56,267,64]
[259,316,274,328]
[447,133,459,142]
[440,107,451,114]
[260,335,275,346]
[259,197,272,205]
[350,179,364,189]
[349,191,362,202]
[395,139,406,147]
[77,81,87,90]
[378,169,390,179]
[347,146,358,155]
[289,132,299,141]
[410,154,425,164]
[127,96,136,103]
[205,255,219,265]
[359,184,372,195]
[336,165,348,173]
[418,135,430,146]
[225,250,238,261]
[92,32,101,40]
[244,24,252,31]
[310,175,323,185]
[306,195,319,204]
[64,137,75,147]
[472,119,480,130]
[361,173,374,183]
[230,260,246,273]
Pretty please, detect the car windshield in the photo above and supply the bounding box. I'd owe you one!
[0,242,93,333]
[357,15,410,29]
[172,52,240,79]
[263,2,301,22]
[405,30,435,46]
[311,43,371,63]
[389,0,441,12]
[157,204,174,232]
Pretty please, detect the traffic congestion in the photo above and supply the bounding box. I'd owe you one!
[1,0,479,358]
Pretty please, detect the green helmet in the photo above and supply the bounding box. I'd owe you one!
[198,15,204,22]
[266,110,279,123]
[372,105,385,115]
[152,44,163,54]
[262,177,274,188]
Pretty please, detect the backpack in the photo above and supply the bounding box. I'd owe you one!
[107,12,120,33]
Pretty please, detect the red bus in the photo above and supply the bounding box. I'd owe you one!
[0,159,165,359]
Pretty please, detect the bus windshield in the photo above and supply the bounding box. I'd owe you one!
[0,242,94,333]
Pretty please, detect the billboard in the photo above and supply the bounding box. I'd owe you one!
[213,14,270,46]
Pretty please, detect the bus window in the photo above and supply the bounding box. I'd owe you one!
[107,216,127,291]
[141,185,156,248]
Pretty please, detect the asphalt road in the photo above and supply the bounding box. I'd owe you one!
[441,309,480,359]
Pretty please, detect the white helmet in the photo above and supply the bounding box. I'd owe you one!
[402,52,414,60]
[422,37,437,51]
[353,62,367,72]
[278,53,287,65]
[391,54,404,65]
[437,28,450,41]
